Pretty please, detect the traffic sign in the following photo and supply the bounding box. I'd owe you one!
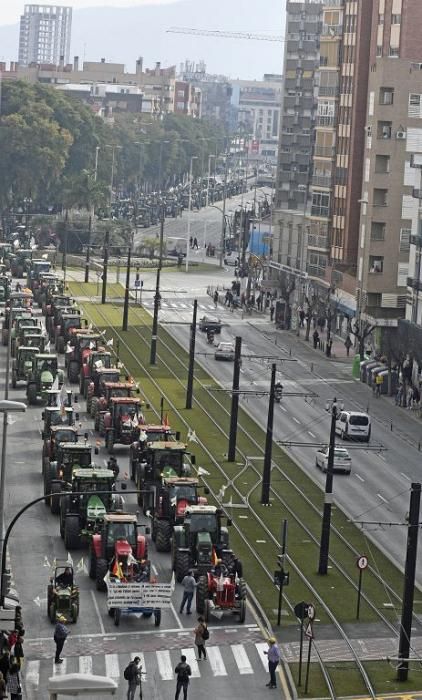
[357,555,368,570]
[294,601,310,620]
[304,621,314,639]
[307,603,315,621]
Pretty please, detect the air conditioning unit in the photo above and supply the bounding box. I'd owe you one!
[396,130,406,139]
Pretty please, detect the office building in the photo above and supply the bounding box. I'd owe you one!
[18,4,72,67]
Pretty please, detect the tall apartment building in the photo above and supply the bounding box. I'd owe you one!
[358,0,422,335]
[18,5,72,67]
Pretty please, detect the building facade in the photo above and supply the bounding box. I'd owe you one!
[18,4,72,67]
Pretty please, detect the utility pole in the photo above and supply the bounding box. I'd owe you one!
[85,145,99,283]
[122,245,131,331]
[318,398,337,574]
[150,209,164,365]
[186,299,198,409]
[227,336,242,462]
[261,363,276,505]
[397,482,421,682]
[219,154,228,268]
[101,230,109,305]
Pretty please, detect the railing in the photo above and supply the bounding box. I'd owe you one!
[318,86,338,97]
[407,277,422,291]
[307,264,327,278]
[314,145,335,157]
[322,24,343,36]
[311,206,330,218]
[316,115,336,127]
[312,174,332,187]
[308,234,329,249]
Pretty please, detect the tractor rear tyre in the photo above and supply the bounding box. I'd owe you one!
[96,558,108,592]
[238,577,247,601]
[238,598,246,623]
[88,546,96,580]
[196,575,208,615]
[57,336,65,354]
[49,603,56,624]
[113,608,121,626]
[155,520,172,553]
[64,515,81,550]
[86,393,93,414]
[90,397,98,419]
[154,609,161,627]
[71,603,79,623]
[98,415,105,437]
[11,370,17,389]
[106,430,114,454]
[175,550,190,583]
[27,383,37,405]
[68,360,79,384]
[50,482,62,515]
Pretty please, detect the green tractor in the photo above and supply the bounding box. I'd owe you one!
[45,442,99,514]
[0,274,11,304]
[60,467,123,550]
[171,505,241,582]
[2,309,32,347]
[26,353,63,405]
[135,441,194,512]
[11,317,42,357]
[11,345,40,388]
[47,561,79,624]
[10,249,32,277]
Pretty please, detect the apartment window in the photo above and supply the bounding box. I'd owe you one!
[371,222,386,240]
[400,228,411,252]
[389,47,399,57]
[375,154,390,173]
[377,121,392,139]
[369,256,384,273]
[373,189,388,206]
[311,192,330,218]
[376,46,383,57]
[409,94,422,119]
[379,87,394,105]
[391,14,401,23]
[378,13,384,24]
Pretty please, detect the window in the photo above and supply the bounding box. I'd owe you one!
[399,228,411,252]
[371,222,386,240]
[378,13,384,24]
[369,256,384,273]
[389,47,399,57]
[376,46,383,57]
[377,121,392,139]
[311,192,330,218]
[375,154,390,173]
[409,94,422,119]
[373,189,388,206]
[379,87,394,105]
[391,14,401,24]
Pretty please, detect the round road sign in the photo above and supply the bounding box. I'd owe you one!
[357,555,368,570]
[307,603,315,621]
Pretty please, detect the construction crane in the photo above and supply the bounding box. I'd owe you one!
[167,27,284,42]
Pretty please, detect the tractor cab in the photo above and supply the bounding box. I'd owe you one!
[90,513,148,590]
[0,274,11,303]
[28,259,51,289]
[42,424,79,472]
[151,477,207,552]
[41,406,76,438]
[104,397,143,452]
[56,314,83,353]
[135,441,193,512]
[47,561,79,624]
[66,331,102,383]
[10,249,32,277]
[129,424,179,480]
[11,345,40,388]
[87,367,120,415]
[18,332,45,352]
[94,381,138,434]
[81,350,112,396]
[27,353,63,405]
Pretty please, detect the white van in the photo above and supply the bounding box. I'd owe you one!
[335,411,371,442]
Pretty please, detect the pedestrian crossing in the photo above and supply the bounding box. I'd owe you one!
[142,299,219,312]
[24,642,269,697]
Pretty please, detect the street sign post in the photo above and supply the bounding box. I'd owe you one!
[304,621,314,694]
[294,601,316,687]
[276,519,288,626]
[356,555,368,619]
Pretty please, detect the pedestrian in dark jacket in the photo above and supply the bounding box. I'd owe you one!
[174,654,192,700]
[6,660,22,700]
[194,616,207,660]
[313,329,320,349]
[0,671,6,699]
[11,632,24,670]
[0,651,9,682]
[54,615,69,664]
[125,657,142,700]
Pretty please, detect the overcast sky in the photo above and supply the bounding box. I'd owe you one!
[1,0,181,26]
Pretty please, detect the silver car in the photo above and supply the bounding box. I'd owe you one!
[315,446,352,474]
[214,342,235,361]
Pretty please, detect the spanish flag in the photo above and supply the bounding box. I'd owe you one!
[112,559,124,579]
[211,547,218,566]
[163,413,169,428]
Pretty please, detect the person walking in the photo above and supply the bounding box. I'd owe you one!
[270,303,275,322]
[6,660,22,700]
[375,372,383,397]
[124,656,142,700]
[174,654,192,700]
[53,614,69,664]
[179,570,196,614]
[263,636,281,689]
[11,632,24,670]
[0,651,9,683]
[213,290,219,308]
[0,671,6,700]
[344,335,352,357]
[313,329,320,350]
[193,237,198,249]
[194,616,208,660]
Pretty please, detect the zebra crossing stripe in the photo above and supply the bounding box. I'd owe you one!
[156,650,173,680]
[105,653,120,679]
[207,646,227,676]
[231,644,254,674]
[79,655,93,675]
[255,643,269,671]
[182,647,200,677]
[52,657,67,675]
[25,660,40,688]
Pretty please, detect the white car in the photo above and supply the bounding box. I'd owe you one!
[315,446,352,475]
[214,342,235,361]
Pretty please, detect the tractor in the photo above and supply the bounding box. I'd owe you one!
[89,513,148,591]
[42,424,79,474]
[80,350,112,397]
[104,397,144,454]
[40,390,76,444]
[171,505,241,583]
[12,319,43,357]
[26,353,63,405]
[196,564,247,623]
[65,330,102,383]
[60,468,123,550]
[46,296,73,337]
[129,424,179,481]
[93,381,137,434]
[10,249,32,277]
[86,367,120,415]
[10,314,38,356]
[16,331,46,353]
[47,561,79,624]
[151,477,207,552]
[135,441,194,512]
[11,345,40,388]
[2,307,32,346]
[54,312,82,354]
[27,258,51,296]
[0,274,11,304]
[36,273,61,308]
[44,442,99,514]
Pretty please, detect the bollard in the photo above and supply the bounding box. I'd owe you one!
[311,362,314,372]
[289,347,292,356]
[391,422,393,431]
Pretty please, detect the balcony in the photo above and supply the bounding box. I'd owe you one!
[318,85,338,97]
[307,264,327,278]
[312,174,332,187]
[314,145,335,158]
[311,206,330,218]
[316,115,336,127]
[322,24,343,37]
[308,234,329,249]
[407,277,422,291]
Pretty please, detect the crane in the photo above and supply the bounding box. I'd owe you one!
[166,27,284,42]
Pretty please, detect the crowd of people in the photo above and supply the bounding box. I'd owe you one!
[0,609,25,699]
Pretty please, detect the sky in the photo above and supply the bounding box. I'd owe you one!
[1,0,181,25]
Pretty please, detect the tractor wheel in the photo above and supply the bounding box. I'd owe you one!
[155,520,172,553]
[96,558,108,592]
[98,415,105,437]
[2,331,7,347]
[42,456,49,475]
[86,393,93,414]
[90,397,98,419]
[27,383,37,405]
[57,336,65,354]
[106,430,114,455]
[154,609,161,627]
[94,412,100,432]
[68,360,79,384]
[108,608,114,618]
[17,265,24,278]
[129,453,138,482]
[88,546,97,580]
[204,599,210,623]
[175,550,190,583]
[235,559,244,578]
[11,370,17,389]
[238,578,247,600]
[238,598,246,624]
[79,376,86,396]
[196,575,208,615]
[64,515,81,550]
[50,482,62,515]
[49,603,56,624]
[44,470,52,501]
[71,603,79,623]
[113,608,121,626]
[59,510,65,539]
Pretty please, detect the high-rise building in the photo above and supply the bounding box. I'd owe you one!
[18,4,72,67]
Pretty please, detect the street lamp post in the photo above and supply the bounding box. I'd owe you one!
[206,154,216,208]
[105,144,121,211]
[158,140,170,193]
[186,156,197,274]
[318,398,340,575]
[219,154,229,268]
[85,145,100,283]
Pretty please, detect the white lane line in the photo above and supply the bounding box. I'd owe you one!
[400,472,411,482]
[170,601,184,629]
[377,493,388,504]
[25,660,40,688]
[52,657,67,675]
[182,648,200,677]
[231,644,253,674]
[156,650,174,680]
[90,590,105,635]
[105,653,120,680]
[255,642,269,671]
[355,473,365,482]
[308,431,316,438]
[79,655,93,675]
[280,405,287,412]
[293,417,301,424]
[207,646,227,676]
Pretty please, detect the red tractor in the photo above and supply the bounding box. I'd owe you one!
[196,563,247,623]
[151,477,208,552]
[89,513,148,591]
[54,312,82,354]
[65,330,103,383]
[129,424,179,481]
[104,397,143,453]
[93,381,138,435]
[80,350,112,396]
[86,367,121,415]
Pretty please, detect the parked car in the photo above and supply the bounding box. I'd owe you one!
[315,446,352,474]
[199,315,222,333]
[215,342,235,361]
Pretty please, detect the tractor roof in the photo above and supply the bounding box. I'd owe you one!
[144,424,172,432]
[110,397,141,405]
[37,353,57,360]
[73,468,114,479]
[163,477,198,486]
[51,425,78,434]
[186,505,217,515]
[19,346,40,353]
[46,406,73,414]
[148,441,187,451]
[98,368,119,375]
[104,513,138,523]
[58,442,92,451]
[62,313,81,319]
[104,382,135,390]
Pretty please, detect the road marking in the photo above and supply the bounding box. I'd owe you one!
[156,650,173,680]
[293,417,301,424]
[79,655,93,674]
[52,657,67,675]
[400,472,411,482]
[105,653,120,679]
[280,405,287,412]
[90,590,105,635]
[170,601,183,629]
[231,644,253,674]
[308,431,315,438]
[182,647,200,677]
[377,493,388,504]
[355,474,365,482]
[25,660,39,688]
[255,642,269,671]
[207,645,227,676]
